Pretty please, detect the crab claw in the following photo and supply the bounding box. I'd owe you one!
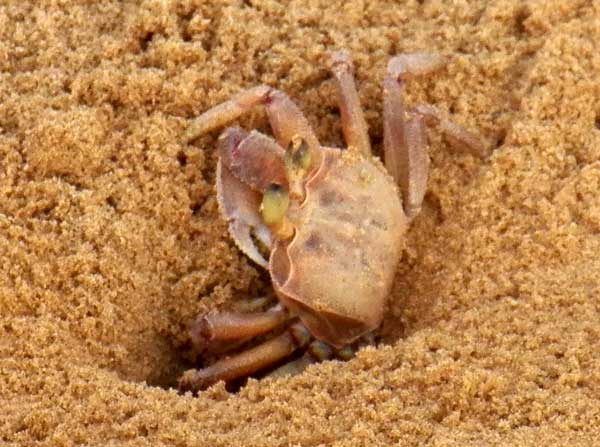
[216,159,271,268]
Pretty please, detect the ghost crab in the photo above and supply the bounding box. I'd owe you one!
[179,51,486,393]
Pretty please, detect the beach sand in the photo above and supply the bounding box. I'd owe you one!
[1,0,599,445]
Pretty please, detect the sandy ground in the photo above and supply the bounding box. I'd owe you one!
[1,0,599,445]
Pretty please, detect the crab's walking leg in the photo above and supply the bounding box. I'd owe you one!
[190,304,290,354]
[183,85,321,163]
[383,55,432,220]
[387,54,486,158]
[329,52,372,156]
[384,53,486,219]
[414,104,489,158]
[268,340,335,378]
[269,336,362,378]
[179,322,311,393]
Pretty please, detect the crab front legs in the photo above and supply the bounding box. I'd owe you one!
[189,84,323,267]
[214,127,287,267]
[183,85,321,163]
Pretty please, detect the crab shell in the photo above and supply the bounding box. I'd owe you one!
[265,147,407,348]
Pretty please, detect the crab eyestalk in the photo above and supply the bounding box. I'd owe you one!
[285,136,312,200]
[260,183,294,239]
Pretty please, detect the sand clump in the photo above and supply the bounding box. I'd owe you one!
[1,0,600,445]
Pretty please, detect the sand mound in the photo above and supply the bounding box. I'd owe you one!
[1,1,599,445]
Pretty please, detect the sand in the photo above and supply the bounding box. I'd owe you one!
[1,0,599,445]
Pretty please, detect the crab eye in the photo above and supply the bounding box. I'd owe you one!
[260,183,289,226]
[285,136,312,172]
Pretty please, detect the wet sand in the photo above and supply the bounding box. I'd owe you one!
[1,0,599,445]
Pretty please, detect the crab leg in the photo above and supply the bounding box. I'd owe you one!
[383,59,430,220]
[329,52,372,156]
[265,90,321,159]
[268,341,335,378]
[387,54,486,158]
[384,52,486,219]
[183,85,321,164]
[269,336,363,378]
[190,304,290,353]
[183,86,272,142]
[414,104,489,158]
[179,322,311,392]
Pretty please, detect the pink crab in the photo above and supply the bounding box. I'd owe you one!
[179,51,486,392]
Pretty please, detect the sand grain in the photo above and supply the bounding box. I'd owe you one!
[1,1,599,445]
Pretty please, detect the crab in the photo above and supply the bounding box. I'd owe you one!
[178,51,486,392]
